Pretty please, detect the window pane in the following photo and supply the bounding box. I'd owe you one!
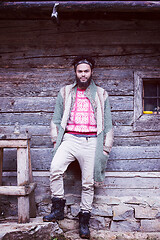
[143,82,157,97]
[143,98,157,112]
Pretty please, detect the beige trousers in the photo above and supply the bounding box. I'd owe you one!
[50,133,97,211]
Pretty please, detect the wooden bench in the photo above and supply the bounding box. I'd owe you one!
[0,135,37,223]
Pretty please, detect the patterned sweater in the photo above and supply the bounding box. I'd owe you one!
[66,88,97,134]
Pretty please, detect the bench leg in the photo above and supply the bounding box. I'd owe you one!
[18,196,30,223]
[17,147,30,223]
[28,142,37,218]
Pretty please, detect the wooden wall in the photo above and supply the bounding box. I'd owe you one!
[0,15,160,209]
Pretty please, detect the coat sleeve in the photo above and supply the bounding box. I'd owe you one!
[103,94,114,153]
[50,91,64,143]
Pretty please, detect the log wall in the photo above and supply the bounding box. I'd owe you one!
[0,15,160,218]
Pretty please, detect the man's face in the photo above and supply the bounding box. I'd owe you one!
[76,63,92,89]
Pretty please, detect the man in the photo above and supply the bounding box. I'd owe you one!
[43,56,114,239]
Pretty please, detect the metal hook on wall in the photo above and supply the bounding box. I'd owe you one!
[51,3,59,24]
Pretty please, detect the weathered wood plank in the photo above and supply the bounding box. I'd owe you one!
[46,170,160,189]
[2,171,160,201]
[1,45,160,69]
[17,147,30,223]
[4,171,160,178]
[110,146,160,160]
[1,125,160,140]
[112,112,133,126]
[107,159,160,171]
[0,68,133,96]
[134,114,160,132]
[1,124,160,150]
[0,96,133,112]
[0,111,133,126]
[0,20,159,46]
[7,146,160,162]
[1,2,160,20]
[0,69,73,97]
[114,135,160,147]
[0,183,36,196]
[0,113,53,126]
[0,97,56,113]
[1,19,160,35]
[0,140,28,148]
[27,141,37,218]
[2,146,160,171]
[94,188,160,197]
[0,186,26,196]
[99,176,160,189]
[114,125,160,137]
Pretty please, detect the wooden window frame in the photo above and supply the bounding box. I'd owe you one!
[134,71,160,132]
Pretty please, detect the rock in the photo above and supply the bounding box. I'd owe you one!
[2,217,160,240]
[92,204,113,217]
[90,216,106,230]
[124,196,144,205]
[65,194,75,206]
[135,205,159,219]
[113,204,134,221]
[94,196,121,205]
[141,219,160,232]
[59,218,79,233]
[90,230,160,240]
[156,212,160,218]
[110,219,140,232]
[0,218,63,240]
[70,204,80,217]
[64,230,81,240]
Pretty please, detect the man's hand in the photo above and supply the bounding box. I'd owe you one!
[53,142,56,149]
[103,150,109,156]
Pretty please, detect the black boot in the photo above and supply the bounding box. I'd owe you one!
[79,211,91,239]
[43,197,66,222]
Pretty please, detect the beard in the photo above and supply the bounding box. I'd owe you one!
[76,75,92,89]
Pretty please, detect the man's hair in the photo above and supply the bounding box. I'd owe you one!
[73,55,95,71]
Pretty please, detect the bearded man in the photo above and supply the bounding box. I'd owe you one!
[43,56,114,239]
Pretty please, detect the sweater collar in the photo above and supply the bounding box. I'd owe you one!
[72,79,97,99]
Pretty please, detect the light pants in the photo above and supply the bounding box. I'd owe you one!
[50,133,97,211]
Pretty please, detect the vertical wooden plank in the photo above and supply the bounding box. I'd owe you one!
[134,72,143,123]
[17,147,30,223]
[28,140,37,218]
[0,148,3,185]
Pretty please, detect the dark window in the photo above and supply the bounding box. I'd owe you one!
[143,79,160,114]
[134,72,160,132]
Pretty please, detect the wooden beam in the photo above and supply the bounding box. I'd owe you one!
[28,141,37,218]
[0,183,37,196]
[3,170,160,178]
[17,147,30,223]
[0,140,28,148]
[0,1,160,19]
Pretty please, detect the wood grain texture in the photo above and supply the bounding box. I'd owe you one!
[0,16,159,203]
[2,146,160,172]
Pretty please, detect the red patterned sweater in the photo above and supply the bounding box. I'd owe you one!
[66,88,97,135]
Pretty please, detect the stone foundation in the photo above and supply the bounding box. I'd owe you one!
[1,218,160,240]
[1,195,160,239]
[38,195,160,234]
